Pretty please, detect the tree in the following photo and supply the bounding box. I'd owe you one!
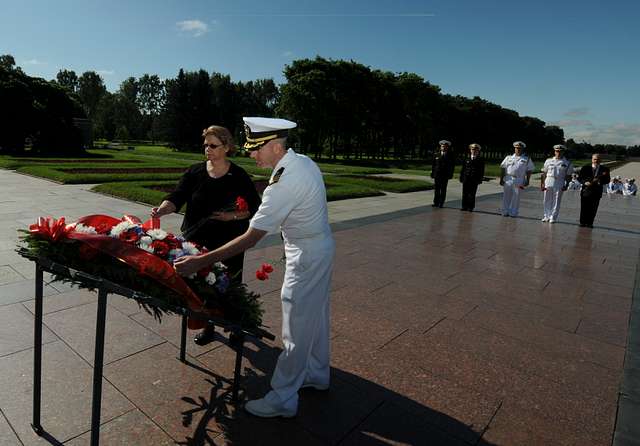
[137,74,165,143]
[77,71,106,120]
[56,69,79,93]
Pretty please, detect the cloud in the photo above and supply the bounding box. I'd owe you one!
[177,19,209,37]
[216,13,434,17]
[549,119,594,129]
[563,107,590,117]
[96,69,115,76]
[22,59,46,66]
[282,51,294,58]
[563,122,640,146]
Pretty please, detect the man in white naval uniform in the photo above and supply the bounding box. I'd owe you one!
[540,144,573,223]
[175,117,335,418]
[623,178,637,196]
[499,141,535,217]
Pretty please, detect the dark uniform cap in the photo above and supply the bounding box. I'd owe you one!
[243,117,297,150]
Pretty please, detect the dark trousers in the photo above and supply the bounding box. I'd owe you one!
[580,195,601,226]
[433,178,449,206]
[461,182,479,210]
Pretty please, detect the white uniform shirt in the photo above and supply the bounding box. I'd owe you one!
[568,179,582,190]
[607,182,623,194]
[501,154,535,180]
[250,149,331,240]
[541,157,574,189]
[623,183,637,196]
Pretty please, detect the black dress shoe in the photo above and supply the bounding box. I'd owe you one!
[194,325,216,346]
[432,204,439,208]
[579,223,586,227]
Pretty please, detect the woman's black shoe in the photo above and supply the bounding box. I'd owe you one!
[193,325,216,346]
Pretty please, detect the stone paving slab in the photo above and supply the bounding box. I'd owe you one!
[0,165,639,444]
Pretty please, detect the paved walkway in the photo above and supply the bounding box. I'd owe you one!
[0,165,639,445]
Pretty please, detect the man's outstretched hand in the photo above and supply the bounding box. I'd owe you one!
[174,255,208,277]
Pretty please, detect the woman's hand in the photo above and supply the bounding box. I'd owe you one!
[150,207,162,218]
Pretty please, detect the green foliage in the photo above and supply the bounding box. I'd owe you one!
[334,175,433,193]
[0,55,86,155]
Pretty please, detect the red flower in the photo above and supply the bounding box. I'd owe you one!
[256,270,269,281]
[151,240,170,257]
[235,197,249,212]
[95,223,111,234]
[164,234,181,250]
[119,230,140,244]
[261,263,274,273]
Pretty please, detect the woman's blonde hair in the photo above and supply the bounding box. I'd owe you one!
[202,125,236,155]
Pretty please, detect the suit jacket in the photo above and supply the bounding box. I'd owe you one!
[460,156,485,185]
[578,164,610,199]
[431,150,456,180]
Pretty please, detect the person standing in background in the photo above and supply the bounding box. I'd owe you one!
[459,143,485,212]
[499,141,535,217]
[431,140,456,208]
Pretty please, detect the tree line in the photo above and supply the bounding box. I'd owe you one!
[1,53,637,160]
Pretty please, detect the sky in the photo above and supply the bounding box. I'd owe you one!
[2,0,639,145]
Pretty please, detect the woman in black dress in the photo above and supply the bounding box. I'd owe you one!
[151,125,260,344]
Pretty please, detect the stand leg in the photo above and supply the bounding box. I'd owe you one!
[90,288,108,446]
[179,315,187,362]
[231,333,245,402]
[31,264,43,435]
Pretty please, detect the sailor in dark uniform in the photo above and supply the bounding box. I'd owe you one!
[431,140,456,208]
[459,143,485,211]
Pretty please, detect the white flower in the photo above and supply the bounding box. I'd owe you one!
[214,262,227,270]
[147,229,168,240]
[181,241,200,256]
[139,243,155,254]
[110,221,138,238]
[73,223,97,234]
[205,272,217,285]
[139,236,152,245]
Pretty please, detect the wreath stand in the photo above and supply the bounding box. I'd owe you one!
[26,254,275,446]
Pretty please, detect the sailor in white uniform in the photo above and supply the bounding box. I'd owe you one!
[540,145,574,223]
[175,117,335,418]
[567,173,582,191]
[499,141,535,217]
[607,176,624,194]
[623,178,637,196]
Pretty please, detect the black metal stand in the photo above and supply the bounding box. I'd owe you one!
[26,255,274,446]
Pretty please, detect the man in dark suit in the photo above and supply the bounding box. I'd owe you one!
[577,153,610,228]
[431,140,456,208]
[459,143,485,211]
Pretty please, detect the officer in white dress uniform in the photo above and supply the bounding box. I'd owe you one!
[607,176,624,194]
[567,174,582,191]
[540,145,574,223]
[499,141,535,217]
[175,117,335,419]
[623,178,637,196]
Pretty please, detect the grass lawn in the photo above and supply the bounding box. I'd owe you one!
[0,143,433,203]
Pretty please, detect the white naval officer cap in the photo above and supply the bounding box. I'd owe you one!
[513,141,526,148]
[469,143,482,149]
[553,144,566,150]
[243,117,297,150]
[438,140,452,146]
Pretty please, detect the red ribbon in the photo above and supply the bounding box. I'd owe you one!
[30,215,214,329]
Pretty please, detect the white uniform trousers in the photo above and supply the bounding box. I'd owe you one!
[543,187,564,220]
[502,176,523,216]
[264,234,335,412]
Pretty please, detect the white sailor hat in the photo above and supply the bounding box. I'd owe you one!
[242,117,297,150]
[553,144,566,150]
[438,140,452,146]
[513,141,526,148]
[469,143,482,149]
